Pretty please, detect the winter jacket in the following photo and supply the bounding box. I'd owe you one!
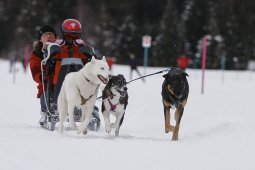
[177,55,190,70]
[30,39,91,98]
[129,58,140,70]
[30,44,52,98]
[51,39,91,85]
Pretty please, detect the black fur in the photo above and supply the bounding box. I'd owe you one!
[102,74,128,110]
[161,67,189,140]
[101,74,128,136]
[162,68,189,106]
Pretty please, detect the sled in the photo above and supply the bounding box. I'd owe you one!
[41,43,100,131]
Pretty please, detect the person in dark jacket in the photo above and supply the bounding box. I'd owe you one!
[128,52,144,82]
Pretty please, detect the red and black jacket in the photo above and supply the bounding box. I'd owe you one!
[30,40,91,98]
[30,47,50,98]
[51,40,90,85]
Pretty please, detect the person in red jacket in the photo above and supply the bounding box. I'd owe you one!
[30,19,94,127]
[50,19,99,131]
[49,19,93,105]
[177,54,190,70]
[106,56,116,71]
[51,19,91,87]
[30,25,57,125]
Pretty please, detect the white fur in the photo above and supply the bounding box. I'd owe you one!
[58,56,110,134]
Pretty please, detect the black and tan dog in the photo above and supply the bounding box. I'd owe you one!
[161,67,189,140]
[102,74,128,136]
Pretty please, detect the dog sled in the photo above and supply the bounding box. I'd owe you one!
[40,43,101,131]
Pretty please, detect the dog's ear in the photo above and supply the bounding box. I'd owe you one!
[173,67,189,77]
[182,72,189,77]
[91,56,96,63]
[108,77,113,86]
[119,74,127,84]
[163,73,169,79]
[118,74,124,79]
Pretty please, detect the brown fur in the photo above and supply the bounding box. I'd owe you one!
[161,67,189,141]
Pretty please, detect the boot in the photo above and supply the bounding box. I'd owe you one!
[39,111,47,126]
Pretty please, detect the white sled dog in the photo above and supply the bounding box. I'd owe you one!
[58,56,110,134]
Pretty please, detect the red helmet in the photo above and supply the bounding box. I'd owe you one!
[62,19,82,34]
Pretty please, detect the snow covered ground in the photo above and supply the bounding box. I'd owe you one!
[1,59,255,170]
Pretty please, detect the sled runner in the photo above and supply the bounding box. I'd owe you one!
[41,43,101,131]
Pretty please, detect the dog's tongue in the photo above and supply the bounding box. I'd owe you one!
[98,75,108,84]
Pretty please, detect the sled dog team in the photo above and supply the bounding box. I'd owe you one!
[58,56,189,141]
[58,56,128,136]
[30,19,189,140]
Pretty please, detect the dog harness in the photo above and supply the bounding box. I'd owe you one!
[80,93,95,105]
[108,99,118,111]
[80,77,100,105]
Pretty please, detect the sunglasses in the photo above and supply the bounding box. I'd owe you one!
[63,33,81,41]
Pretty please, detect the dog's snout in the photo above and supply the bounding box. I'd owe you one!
[108,74,112,79]
[124,87,127,91]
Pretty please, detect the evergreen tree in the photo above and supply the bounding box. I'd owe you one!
[0,0,255,69]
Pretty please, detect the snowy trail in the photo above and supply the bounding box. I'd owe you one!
[1,59,255,170]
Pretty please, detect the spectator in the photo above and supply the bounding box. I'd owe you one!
[177,54,190,70]
[106,56,116,71]
[128,52,144,82]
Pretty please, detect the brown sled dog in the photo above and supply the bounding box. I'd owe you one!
[161,67,189,140]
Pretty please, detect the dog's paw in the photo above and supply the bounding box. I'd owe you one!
[115,130,119,136]
[110,123,117,129]
[106,128,111,134]
[77,127,83,134]
[70,127,78,131]
[83,130,88,135]
[172,134,178,141]
[105,126,111,134]
[69,123,77,130]
[169,125,175,132]
[165,125,175,133]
